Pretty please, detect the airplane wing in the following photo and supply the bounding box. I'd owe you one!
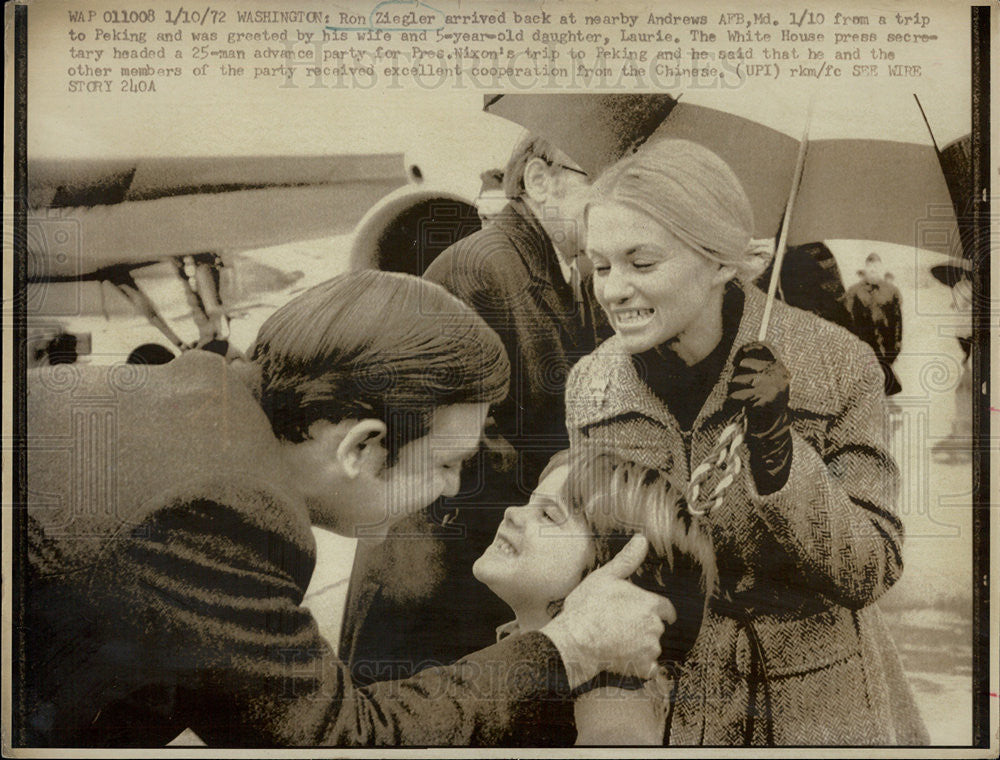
[28,154,409,278]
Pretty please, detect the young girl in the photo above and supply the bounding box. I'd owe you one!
[473,447,717,745]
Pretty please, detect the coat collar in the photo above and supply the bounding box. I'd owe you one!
[570,284,841,432]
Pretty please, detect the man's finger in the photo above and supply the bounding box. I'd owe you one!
[601,533,649,578]
[655,596,677,624]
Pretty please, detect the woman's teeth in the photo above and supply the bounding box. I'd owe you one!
[616,308,654,324]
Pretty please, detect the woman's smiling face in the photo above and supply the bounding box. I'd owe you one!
[586,202,732,358]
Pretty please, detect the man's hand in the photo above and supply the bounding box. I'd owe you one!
[540,535,676,688]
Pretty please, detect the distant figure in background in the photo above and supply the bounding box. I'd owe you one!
[842,253,904,395]
[174,253,243,360]
[339,135,610,684]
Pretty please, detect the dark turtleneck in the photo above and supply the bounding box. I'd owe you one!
[632,284,745,431]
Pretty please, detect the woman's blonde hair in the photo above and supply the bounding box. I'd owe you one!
[586,138,759,281]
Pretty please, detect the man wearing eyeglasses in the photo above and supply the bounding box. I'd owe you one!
[339,136,611,690]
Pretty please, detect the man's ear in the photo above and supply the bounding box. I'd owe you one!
[334,419,388,479]
[522,156,551,204]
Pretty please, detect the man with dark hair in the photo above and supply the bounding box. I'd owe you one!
[842,252,904,395]
[21,270,672,747]
[341,137,612,682]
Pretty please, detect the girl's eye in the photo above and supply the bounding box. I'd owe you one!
[544,508,566,525]
[593,265,610,275]
[632,260,656,270]
[542,509,556,522]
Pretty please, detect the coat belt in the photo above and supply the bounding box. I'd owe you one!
[713,592,775,746]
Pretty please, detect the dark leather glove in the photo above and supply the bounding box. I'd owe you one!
[727,342,792,495]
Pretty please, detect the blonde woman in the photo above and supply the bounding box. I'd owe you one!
[565,139,928,745]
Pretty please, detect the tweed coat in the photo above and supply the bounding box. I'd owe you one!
[340,200,609,684]
[20,351,574,747]
[565,285,928,746]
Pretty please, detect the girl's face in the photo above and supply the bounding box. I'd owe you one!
[473,464,595,612]
[586,202,732,357]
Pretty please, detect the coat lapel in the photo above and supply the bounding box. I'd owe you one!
[570,337,673,429]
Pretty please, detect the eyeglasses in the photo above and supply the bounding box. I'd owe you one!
[545,159,588,178]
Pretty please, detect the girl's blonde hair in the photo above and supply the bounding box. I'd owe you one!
[564,447,718,594]
[541,447,718,664]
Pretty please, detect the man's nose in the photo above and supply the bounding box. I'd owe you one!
[440,469,461,498]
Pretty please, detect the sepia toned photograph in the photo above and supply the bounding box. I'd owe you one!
[4,0,993,753]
